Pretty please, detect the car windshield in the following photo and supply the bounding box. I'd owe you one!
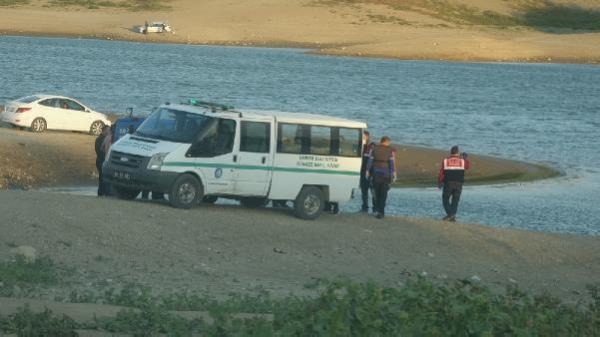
[134,107,213,143]
[17,95,40,104]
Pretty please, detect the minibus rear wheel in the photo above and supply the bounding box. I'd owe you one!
[294,186,324,220]
[170,174,203,209]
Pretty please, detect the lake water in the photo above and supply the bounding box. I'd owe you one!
[1,35,599,235]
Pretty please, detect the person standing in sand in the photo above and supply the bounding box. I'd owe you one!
[438,145,470,222]
[366,136,397,219]
[360,130,375,213]
[95,125,111,196]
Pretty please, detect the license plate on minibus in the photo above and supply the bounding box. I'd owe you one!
[113,171,132,180]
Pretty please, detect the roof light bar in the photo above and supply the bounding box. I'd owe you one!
[183,99,234,112]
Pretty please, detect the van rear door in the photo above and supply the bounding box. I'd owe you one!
[234,118,274,196]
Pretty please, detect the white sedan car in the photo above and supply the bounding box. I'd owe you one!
[138,22,172,34]
[1,94,111,135]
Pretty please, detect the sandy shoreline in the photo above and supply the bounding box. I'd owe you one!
[1,1,600,64]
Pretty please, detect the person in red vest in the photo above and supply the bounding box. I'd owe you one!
[438,145,471,222]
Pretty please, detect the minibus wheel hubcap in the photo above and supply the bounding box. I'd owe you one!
[178,183,196,204]
[304,195,320,214]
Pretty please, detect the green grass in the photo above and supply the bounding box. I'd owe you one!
[0,306,78,336]
[0,0,29,6]
[0,256,60,289]
[314,0,600,31]
[46,0,171,11]
[5,277,597,335]
[520,2,600,31]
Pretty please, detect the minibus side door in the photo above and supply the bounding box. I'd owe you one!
[186,118,238,195]
[235,119,274,196]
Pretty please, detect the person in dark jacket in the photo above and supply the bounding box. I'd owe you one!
[95,125,111,196]
[360,131,376,212]
[366,136,397,219]
[437,145,471,222]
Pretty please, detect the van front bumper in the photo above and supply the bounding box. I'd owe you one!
[102,161,178,193]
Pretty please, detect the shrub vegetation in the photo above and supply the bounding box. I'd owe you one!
[47,0,170,10]
[0,256,59,289]
[2,277,598,335]
[315,0,600,31]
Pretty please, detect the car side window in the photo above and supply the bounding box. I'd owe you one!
[65,99,85,111]
[39,99,55,107]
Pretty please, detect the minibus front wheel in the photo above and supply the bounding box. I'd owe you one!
[170,174,203,209]
[294,186,324,220]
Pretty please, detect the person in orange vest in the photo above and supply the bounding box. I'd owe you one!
[437,145,471,222]
[366,136,397,219]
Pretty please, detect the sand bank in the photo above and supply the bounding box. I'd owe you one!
[0,124,558,190]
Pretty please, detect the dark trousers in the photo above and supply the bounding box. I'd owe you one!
[442,182,463,216]
[96,159,106,196]
[360,175,374,211]
[372,176,391,215]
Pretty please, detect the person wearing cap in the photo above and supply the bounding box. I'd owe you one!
[366,136,397,219]
[359,130,375,212]
[438,145,471,222]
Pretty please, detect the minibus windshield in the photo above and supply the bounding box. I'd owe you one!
[134,108,213,143]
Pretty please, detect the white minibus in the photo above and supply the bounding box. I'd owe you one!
[103,100,366,219]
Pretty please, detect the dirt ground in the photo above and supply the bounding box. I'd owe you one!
[0,189,598,305]
[0,123,598,307]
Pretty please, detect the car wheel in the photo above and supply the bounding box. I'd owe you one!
[294,186,324,220]
[202,195,218,204]
[170,174,202,209]
[240,197,268,208]
[113,186,140,200]
[30,118,47,133]
[90,121,105,136]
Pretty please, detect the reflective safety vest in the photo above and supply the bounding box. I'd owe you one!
[372,145,393,169]
[442,156,466,183]
[369,145,396,178]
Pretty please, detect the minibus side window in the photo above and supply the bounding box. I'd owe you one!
[310,126,331,156]
[241,121,270,153]
[187,119,236,157]
[278,123,309,154]
[330,128,340,155]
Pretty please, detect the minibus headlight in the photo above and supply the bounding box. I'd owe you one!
[147,152,168,170]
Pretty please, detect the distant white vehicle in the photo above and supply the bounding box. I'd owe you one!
[1,94,111,135]
[138,21,172,34]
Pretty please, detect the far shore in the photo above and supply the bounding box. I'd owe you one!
[1,1,600,64]
[3,30,599,65]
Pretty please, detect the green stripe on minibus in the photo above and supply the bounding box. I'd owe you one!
[162,162,359,176]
